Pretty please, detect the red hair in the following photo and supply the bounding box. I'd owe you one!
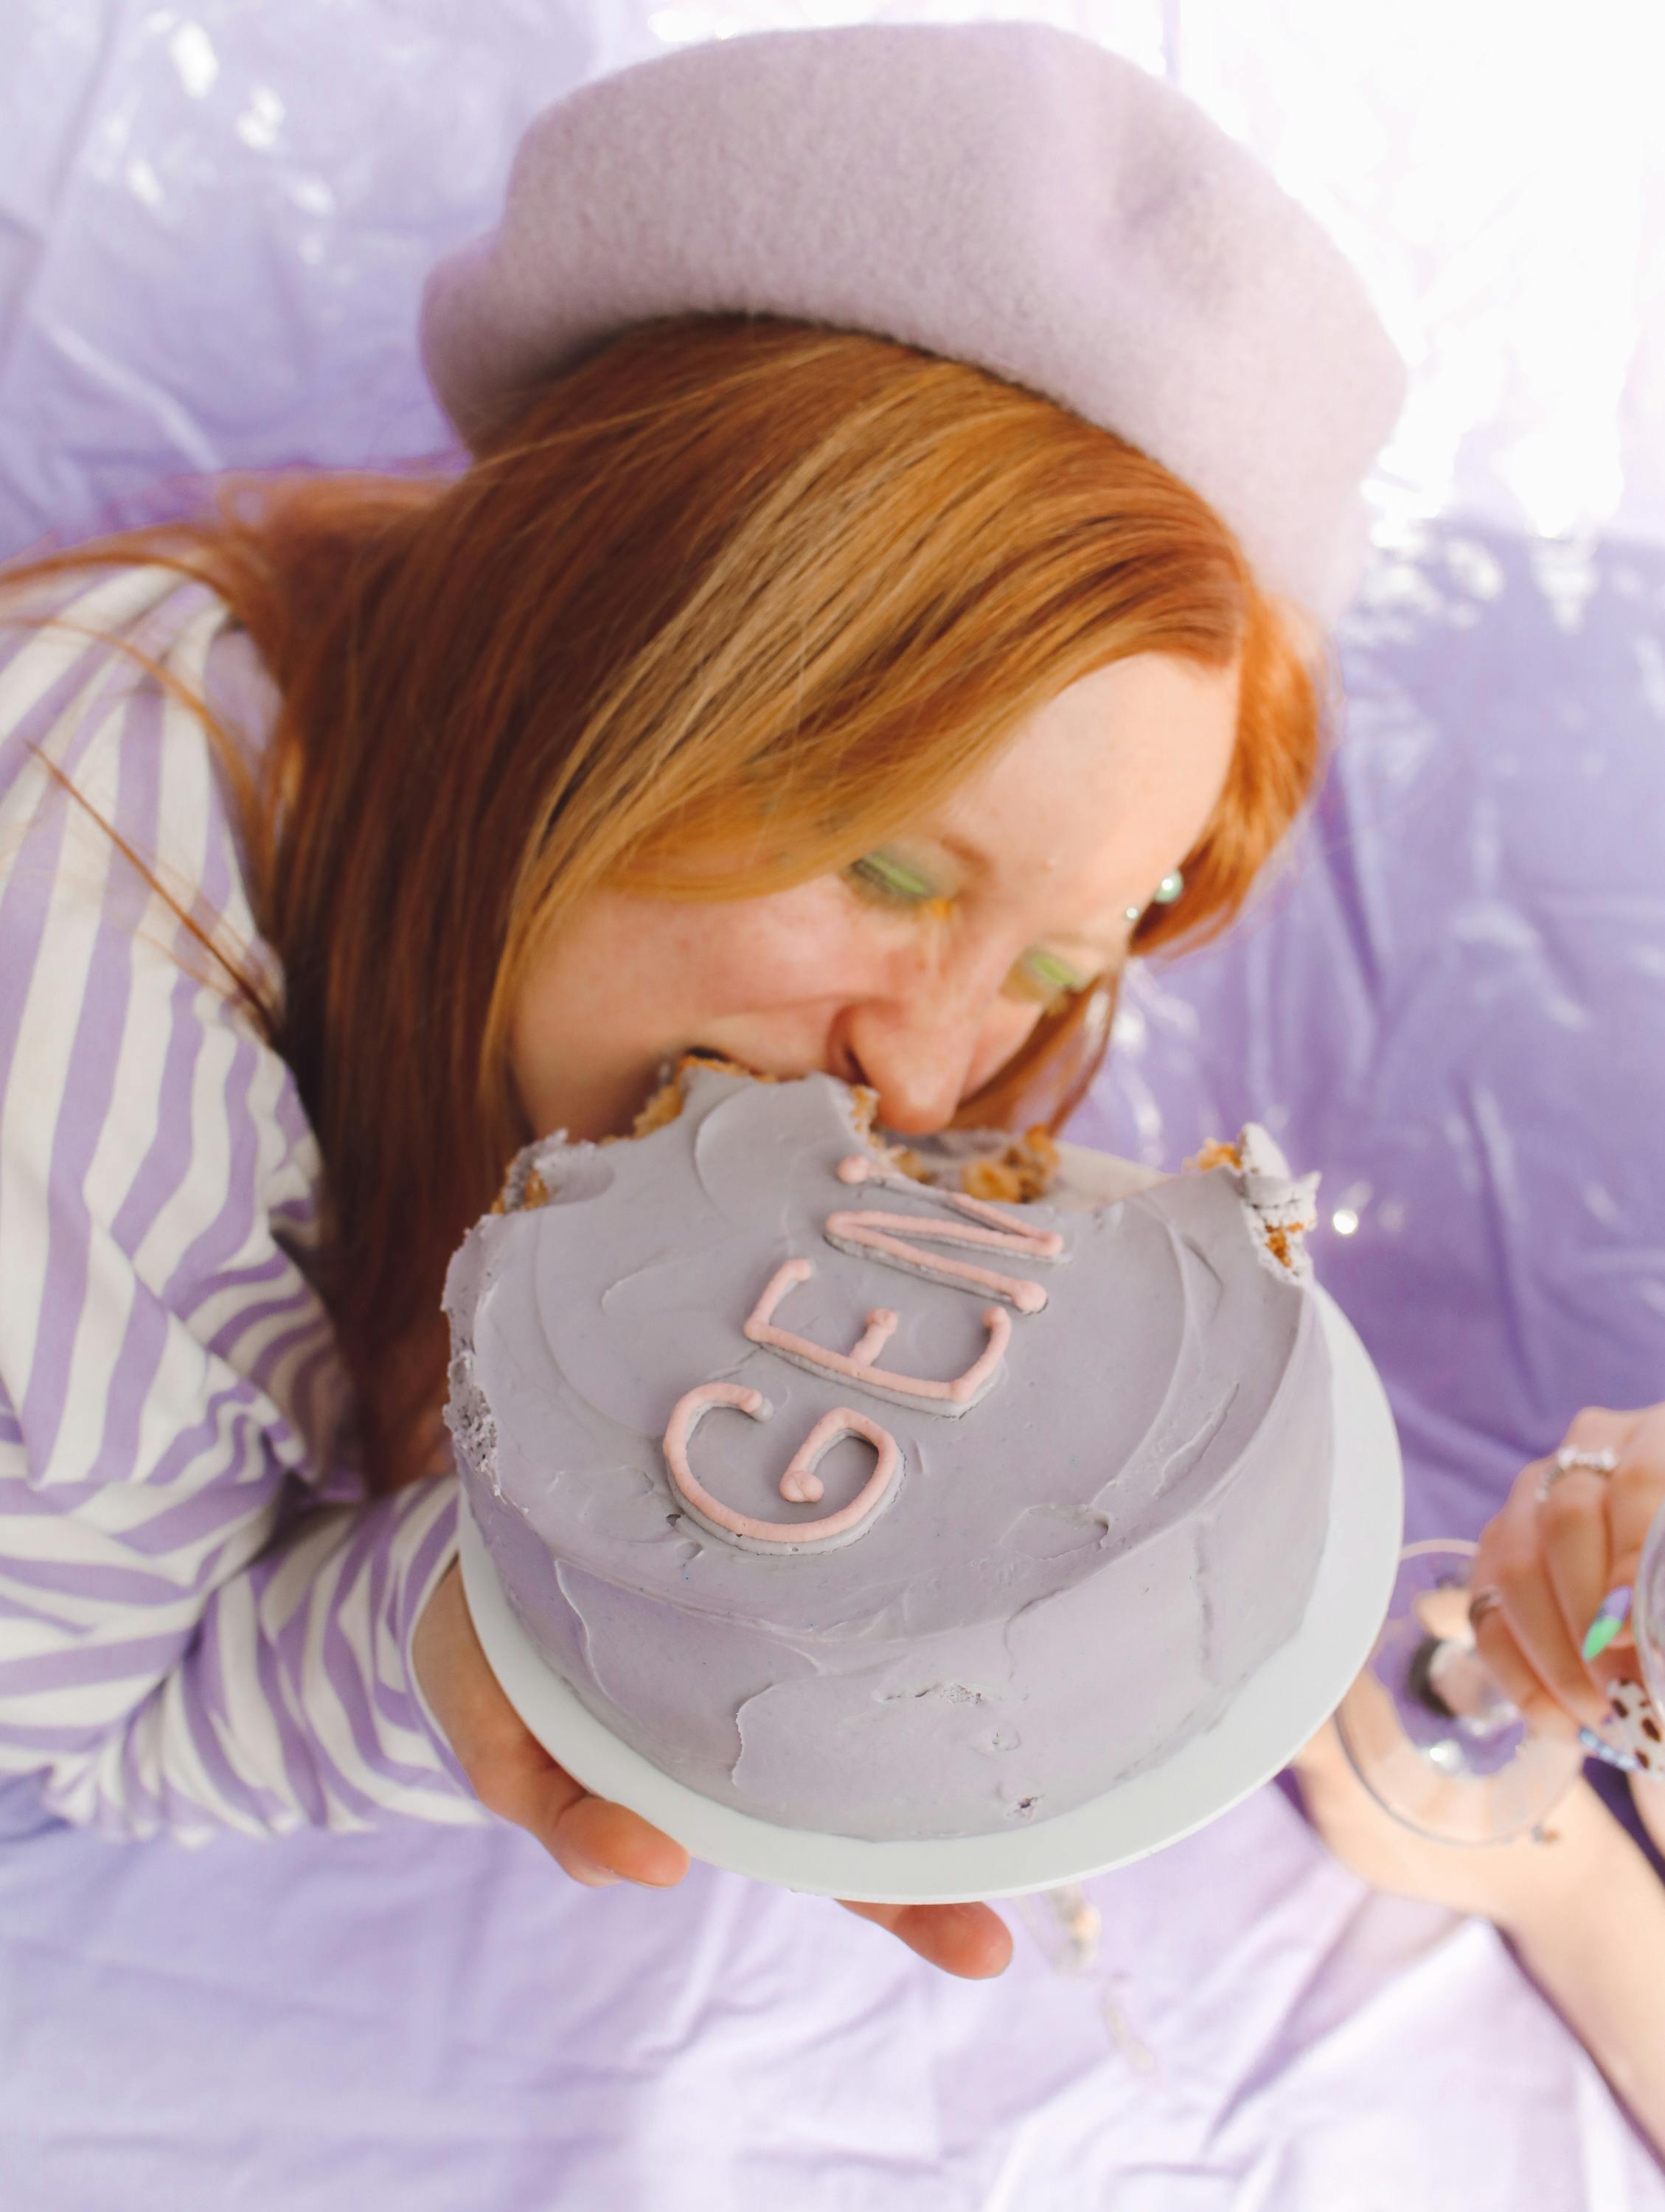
[1,313,1323,1486]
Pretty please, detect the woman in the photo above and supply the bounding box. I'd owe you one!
[0,24,1402,1980]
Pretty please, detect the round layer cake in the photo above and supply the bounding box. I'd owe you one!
[443,1062,1332,1843]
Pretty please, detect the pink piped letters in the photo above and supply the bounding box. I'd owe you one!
[658,1149,1066,1554]
[661,1382,900,1548]
[834,1155,1067,1253]
[826,1155,1063,1311]
[743,1256,1010,1412]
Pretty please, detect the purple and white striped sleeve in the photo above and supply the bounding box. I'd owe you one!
[0,567,487,1840]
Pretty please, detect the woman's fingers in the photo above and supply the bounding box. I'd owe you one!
[1470,1596,1585,1737]
[1467,1404,1665,1740]
[1593,1405,1665,1641]
[542,1782,691,1888]
[467,1711,691,1887]
[1482,1453,1610,1732]
[424,1563,1008,1953]
[412,1560,689,1888]
[838,1897,1012,1978]
[470,1705,690,1886]
[1540,1465,1619,1688]
[1538,1406,1642,1673]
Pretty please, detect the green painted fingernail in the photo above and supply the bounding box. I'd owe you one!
[1582,1585,1633,1662]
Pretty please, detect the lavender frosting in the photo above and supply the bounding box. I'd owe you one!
[444,1068,1332,1842]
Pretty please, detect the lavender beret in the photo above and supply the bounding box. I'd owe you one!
[419,22,1405,622]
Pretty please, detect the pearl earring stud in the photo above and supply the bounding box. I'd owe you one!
[1127,867,1185,927]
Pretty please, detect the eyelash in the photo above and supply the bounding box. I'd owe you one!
[844,852,936,905]
[842,854,1097,1010]
[1007,948,1093,1010]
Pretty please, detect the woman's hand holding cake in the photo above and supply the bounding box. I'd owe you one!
[414,1560,689,1892]
[413,1558,1015,1977]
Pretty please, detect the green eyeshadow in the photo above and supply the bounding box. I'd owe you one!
[847,850,937,902]
[1022,947,1089,998]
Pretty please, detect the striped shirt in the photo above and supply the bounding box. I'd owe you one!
[0,562,484,1840]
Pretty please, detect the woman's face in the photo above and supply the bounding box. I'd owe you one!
[510,652,1241,1142]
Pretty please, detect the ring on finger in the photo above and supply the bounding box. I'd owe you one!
[1557,1445,1619,1476]
[1537,1444,1620,1502]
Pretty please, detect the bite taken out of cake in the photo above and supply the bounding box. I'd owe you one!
[443,1060,1332,1844]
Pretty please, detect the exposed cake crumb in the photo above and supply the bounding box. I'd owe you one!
[1024,1125,1061,1175]
[444,1344,502,1499]
[588,1062,1064,1217]
[963,1158,1025,1202]
[1231,1124,1319,1282]
[495,1145,563,1214]
[629,1077,686,1138]
[1188,1138,1242,1173]
[623,1051,782,1143]
[960,1126,1060,1203]
[1183,1130,1319,1280]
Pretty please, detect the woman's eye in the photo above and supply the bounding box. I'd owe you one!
[844,850,938,906]
[1007,947,1094,1010]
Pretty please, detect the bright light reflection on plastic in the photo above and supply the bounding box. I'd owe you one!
[169,23,220,100]
[1332,1208,1360,1237]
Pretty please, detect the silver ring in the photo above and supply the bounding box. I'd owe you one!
[1538,1444,1620,1501]
[1554,1445,1619,1476]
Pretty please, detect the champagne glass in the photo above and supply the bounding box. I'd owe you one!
[1334,1537,1586,1845]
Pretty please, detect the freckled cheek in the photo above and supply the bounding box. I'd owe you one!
[677,902,883,1016]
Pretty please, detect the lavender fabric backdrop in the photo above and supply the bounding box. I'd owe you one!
[3,5,1664,2206]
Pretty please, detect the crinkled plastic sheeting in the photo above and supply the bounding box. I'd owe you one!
[1,5,1664,2208]
[1080,520,1665,1555]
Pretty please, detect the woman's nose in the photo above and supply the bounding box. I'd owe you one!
[841,980,1031,1135]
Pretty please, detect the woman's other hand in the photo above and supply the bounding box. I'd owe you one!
[1467,1404,1665,1742]
[1295,1717,1665,2156]
[1290,1717,1621,1931]
[412,1562,1013,1977]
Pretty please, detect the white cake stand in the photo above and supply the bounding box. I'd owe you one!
[459,1283,1402,1903]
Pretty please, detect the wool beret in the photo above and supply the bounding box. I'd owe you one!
[419,21,1405,622]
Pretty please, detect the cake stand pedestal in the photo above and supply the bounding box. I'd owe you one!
[459,1283,1402,1904]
